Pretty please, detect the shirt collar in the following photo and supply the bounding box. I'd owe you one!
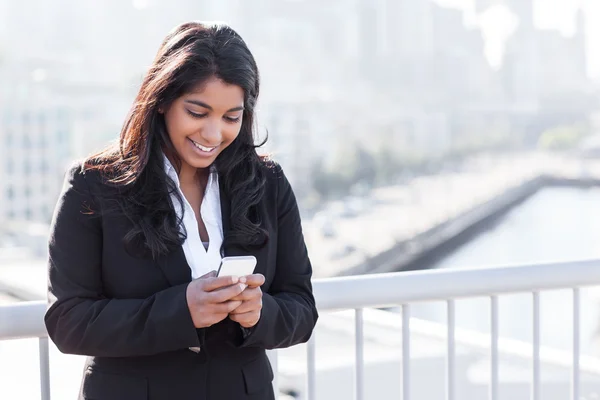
[162,152,218,187]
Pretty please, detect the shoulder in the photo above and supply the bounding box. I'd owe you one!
[52,161,99,221]
[60,159,120,210]
[61,159,104,191]
[259,158,298,211]
[260,158,290,195]
[61,160,89,191]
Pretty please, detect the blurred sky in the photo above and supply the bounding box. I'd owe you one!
[436,0,600,78]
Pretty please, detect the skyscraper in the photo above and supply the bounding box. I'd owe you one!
[475,0,500,13]
[574,6,588,79]
[0,80,72,228]
[498,0,539,109]
[505,0,534,30]
[475,0,533,29]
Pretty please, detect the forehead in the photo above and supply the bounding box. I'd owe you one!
[185,77,244,108]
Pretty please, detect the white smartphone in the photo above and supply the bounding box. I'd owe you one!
[216,256,257,278]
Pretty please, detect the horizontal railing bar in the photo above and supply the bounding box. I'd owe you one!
[0,300,48,339]
[2,259,600,339]
[313,258,600,310]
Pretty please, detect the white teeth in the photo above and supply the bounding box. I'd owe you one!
[191,140,216,152]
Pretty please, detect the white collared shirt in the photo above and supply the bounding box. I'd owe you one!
[163,155,224,279]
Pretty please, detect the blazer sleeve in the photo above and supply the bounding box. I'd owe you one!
[44,164,200,357]
[240,166,318,349]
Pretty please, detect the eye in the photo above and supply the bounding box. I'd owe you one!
[224,115,242,123]
[185,109,207,119]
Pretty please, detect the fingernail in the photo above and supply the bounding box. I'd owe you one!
[239,276,247,284]
[231,276,239,283]
[239,283,247,291]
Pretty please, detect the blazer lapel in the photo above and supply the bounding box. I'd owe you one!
[155,245,192,286]
[219,178,267,277]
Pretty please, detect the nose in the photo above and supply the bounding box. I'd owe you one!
[201,118,223,145]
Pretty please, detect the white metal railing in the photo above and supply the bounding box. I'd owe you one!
[2,258,600,400]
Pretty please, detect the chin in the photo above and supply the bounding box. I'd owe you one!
[187,157,216,169]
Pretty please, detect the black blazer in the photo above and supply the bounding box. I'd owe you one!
[44,161,318,400]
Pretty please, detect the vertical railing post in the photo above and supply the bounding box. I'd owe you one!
[307,335,316,400]
[267,350,278,397]
[39,337,51,400]
[490,296,499,400]
[355,308,364,400]
[446,300,456,400]
[532,292,540,400]
[402,304,411,400]
[572,288,580,400]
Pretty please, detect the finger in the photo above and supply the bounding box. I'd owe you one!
[211,300,243,314]
[229,287,261,302]
[229,310,261,327]
[243,273,265,288]
[202,275,240,292]
[230,298,262,315]
[211,282,247,294]
[208,282,247,303]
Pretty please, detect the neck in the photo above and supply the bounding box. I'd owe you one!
[179,162,209,187]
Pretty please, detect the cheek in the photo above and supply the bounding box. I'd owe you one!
[165,111,197,140]
[223,125,242,144]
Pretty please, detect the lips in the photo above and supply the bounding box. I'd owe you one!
[189,138,218,153]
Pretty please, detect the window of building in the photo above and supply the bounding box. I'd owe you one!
[23,134,32,149]
[5,131,13,147]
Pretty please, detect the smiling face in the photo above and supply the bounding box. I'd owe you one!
[161,76,245,173]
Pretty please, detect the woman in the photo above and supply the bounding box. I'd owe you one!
[45,21,318,400]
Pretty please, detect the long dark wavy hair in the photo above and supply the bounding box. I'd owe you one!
[84,22,269,259]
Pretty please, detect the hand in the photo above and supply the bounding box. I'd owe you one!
[186,271,248,328]
[229,274,265,329]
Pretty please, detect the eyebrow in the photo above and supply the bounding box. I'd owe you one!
[184,99,244,112]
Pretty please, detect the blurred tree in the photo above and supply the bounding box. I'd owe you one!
[310,159,350,201]
[310,138,380,200]
[537,123,589,150]
[310,159,332,199]
[375,146,399,184]
[330,137,359,183]
[354,147,377,187]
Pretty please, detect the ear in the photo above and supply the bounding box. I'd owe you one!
[158,107,164,114]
